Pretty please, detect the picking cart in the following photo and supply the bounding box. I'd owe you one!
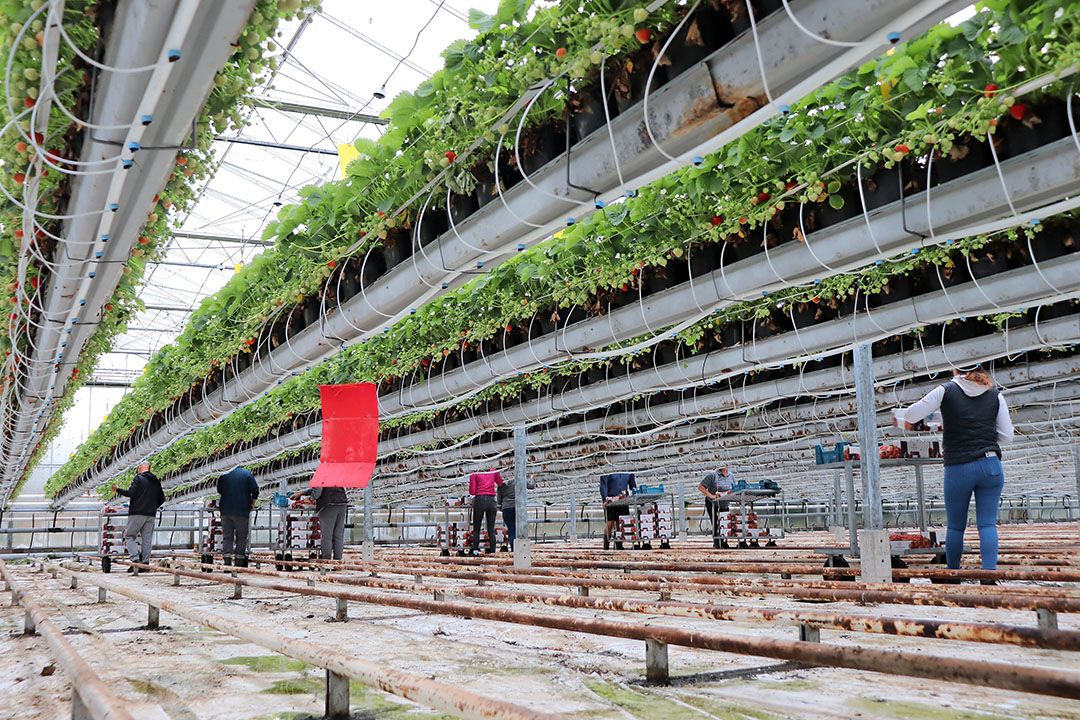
[607,491,672,550]
[719,486,782,548]
[98,503,127,573]
[199,499,221,565]
[275,497,321,570]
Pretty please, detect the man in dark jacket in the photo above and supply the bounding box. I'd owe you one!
[292,486,349,560]
[216,466,259,566]
[113,462,165,574]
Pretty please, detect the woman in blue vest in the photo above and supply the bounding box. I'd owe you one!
[899,367,1014,572]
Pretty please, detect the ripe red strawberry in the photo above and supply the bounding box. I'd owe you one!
[555,47,567,59]
[444,150,457,163]
[138,236,149,245]
[32,132,43,144]
[23,97,34,108]
[711,215,722,226]
[14,229,23,238]
[895,144,909,155]
[757,192,771,203]
[14,141,26,153]
[1009,103,1026,120]
[13,173,25,184]
[983,83,998,98]
[504,324,513,332]
[29,277,38,289]
[635,28,652,43]
[104,303,114,312]
[327,260,337,269]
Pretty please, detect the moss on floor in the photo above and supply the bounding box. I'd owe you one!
[849,698,1016,720]
[262,677,323,696]
[586,679,787,720]
[222,655,310,673]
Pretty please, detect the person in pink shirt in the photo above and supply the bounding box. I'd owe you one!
[468,469,504,555]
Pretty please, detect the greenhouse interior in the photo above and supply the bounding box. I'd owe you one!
[0,0,1078,718]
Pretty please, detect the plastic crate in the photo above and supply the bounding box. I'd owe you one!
[814,442,850,464]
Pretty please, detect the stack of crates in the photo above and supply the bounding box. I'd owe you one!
[725,509,780,546]
[98,504,126,572]
[615,503,673,549]
[459,526,509,554]
[275,502,321,570]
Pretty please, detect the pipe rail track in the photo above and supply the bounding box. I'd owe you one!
[44,562,558,720]
[162,557,1080,652]
[98,560,1080,699]
[0,559,136,720]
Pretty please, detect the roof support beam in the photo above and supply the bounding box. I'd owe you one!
[249,97,387,124]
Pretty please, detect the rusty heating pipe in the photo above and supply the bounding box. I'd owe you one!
[238,553,1080,612]
[127,561,1080,699]
[0,560,136,720]
[315,554,1080,599]
[168,558,1080,651]
[51,563,559,720]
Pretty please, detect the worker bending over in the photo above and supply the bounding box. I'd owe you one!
[699,466,734,549]
[600,472,636,550]
[292,486,349,560]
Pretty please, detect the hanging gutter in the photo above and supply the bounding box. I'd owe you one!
[0,0,259,504]
[70,0,968,493]
[66,128,1080,500]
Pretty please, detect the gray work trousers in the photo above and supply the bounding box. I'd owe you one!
[318,504,348,560]
[220,514,250,558]
[124,515,156,562]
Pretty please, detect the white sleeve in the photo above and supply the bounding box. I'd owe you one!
[898,385,946,425]
[996,394,1014,446]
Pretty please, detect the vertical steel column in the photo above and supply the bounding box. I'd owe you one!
[513,427,531,568]
[277,476,288,551]
[675,482,688,539]
[853,344,883,530]
[362,482,374,562]
[832,471,842,528]
[914,463,927,532]
[844,461,859,555]
[325,670,350,719]
[854,344,891,582]
[1074,445,1080,536]
[568,493,577,542]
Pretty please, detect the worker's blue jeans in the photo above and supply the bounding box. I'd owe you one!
[502,507,516,549]
[943,456,1004,570]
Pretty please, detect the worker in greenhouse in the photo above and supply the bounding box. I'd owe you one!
[600,472,637,550]
[496,474,535,550]
[216,466,259,567]
[291,485,349,560]
[897,366,1014,574]
[112,462,165,574]
[469,469,504,554]
[699,466,734,549]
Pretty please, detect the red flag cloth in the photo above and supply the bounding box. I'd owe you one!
[311,383,378,488]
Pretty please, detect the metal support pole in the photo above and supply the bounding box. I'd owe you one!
[363,483,375,563]
[325,670,350,719]
[69,575,77,590]
[1074,445,1080,536]
[513,427,531,568]
[844,462,859,556]
[675,482,688,540]
[853,344,883,530]
[914,463,927,532]
[577,586,589,597]
[832,471,842,527]
[97,587,106,604]
[645,638,669,685]
[147,605,159,630]
[1036,608,1059,631]
[23,609,36,635]
[335,597,348,622]
[568,494,577,542]
[232,583,242,600]
[799,624,821,642]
